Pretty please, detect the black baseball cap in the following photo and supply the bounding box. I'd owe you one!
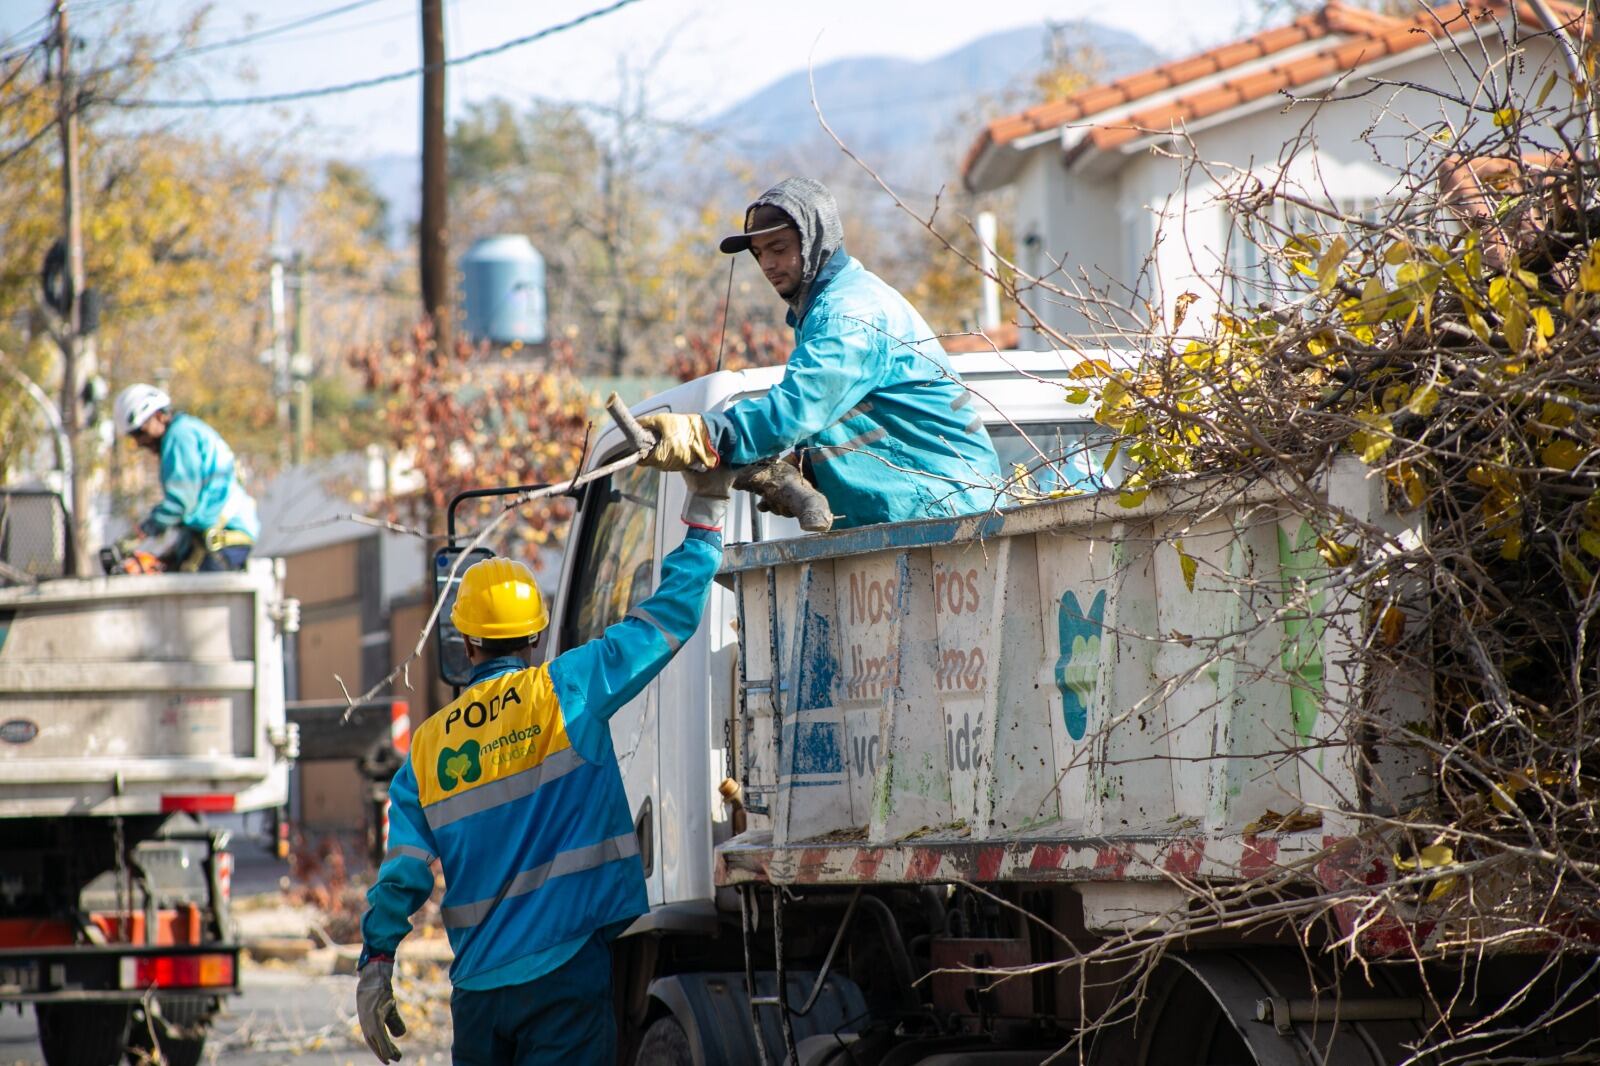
[719,203,797,254]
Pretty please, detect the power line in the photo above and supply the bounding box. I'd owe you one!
[154,0,391,65]
[108,0,644,110]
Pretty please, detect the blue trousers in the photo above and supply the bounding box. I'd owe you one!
[449,934,616,1065]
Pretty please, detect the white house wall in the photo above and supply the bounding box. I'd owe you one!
[1014,147,1127,349]
[1027,28,1568,342]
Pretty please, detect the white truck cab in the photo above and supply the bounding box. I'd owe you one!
[543,352,1113,919]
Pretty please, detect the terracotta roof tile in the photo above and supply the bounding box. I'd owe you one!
[963,0,1563,187]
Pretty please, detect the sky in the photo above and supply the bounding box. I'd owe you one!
[0,0,1257,157]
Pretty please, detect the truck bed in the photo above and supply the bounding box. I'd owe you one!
[716,459,1428,923]
[0,561,293,817]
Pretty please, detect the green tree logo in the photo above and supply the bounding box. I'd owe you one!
[436,739,483,792]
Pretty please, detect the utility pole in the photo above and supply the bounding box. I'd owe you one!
[54,0,87,576]
[291,253,311,465]
[419,0,450,358]
[269,253,290,464]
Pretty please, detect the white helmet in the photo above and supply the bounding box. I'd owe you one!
[114,383,171,435]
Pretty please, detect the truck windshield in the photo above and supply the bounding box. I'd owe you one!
[987,420,1112,495]
[561,462,660,650]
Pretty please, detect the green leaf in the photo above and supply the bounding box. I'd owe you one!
[1064,386,1091,404]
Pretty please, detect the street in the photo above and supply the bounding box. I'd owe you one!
[0,959,454,1066]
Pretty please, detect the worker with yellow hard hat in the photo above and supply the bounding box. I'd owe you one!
[355,466,736,1065]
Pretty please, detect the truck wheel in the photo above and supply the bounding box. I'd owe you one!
[126,996,212,1066]
[632,1016,693,1066]
[35,1003,132,1066]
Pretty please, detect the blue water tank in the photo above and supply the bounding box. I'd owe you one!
[460,235,547,346]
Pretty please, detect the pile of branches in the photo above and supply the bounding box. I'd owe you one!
[1015,52,1600,1015]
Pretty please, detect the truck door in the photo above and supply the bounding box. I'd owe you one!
[556,461,665,904]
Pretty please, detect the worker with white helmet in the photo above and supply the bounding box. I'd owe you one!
[112,383,260,572]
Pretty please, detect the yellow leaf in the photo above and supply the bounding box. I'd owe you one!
[1394,842,1455,871]
[1377,605,1406,646]
[1542,438,1585,471]
[1531,305,1555,352]
[1493,106,1520,127]
[1562,550,1596,589]
[1118,489,1150,508]
[1069,359,1113,379]
[1541,398,1576,430]
[1316,235,1348,292]
[1537,69,1560,107]
[1501,527,1524,561]
[1348,409,1393,464]
[1064,386,1091,404]
[1578,529,1600,559]
[1580,244,1600,292]
[1317,536,1358,568]
[1174,539,1198,592]
[1406,379,1441,416]
[1388,462,1428,509]
[1172,291,1199,332]
[1384,240,1412,265]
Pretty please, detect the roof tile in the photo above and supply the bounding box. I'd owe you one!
[963,0,1560,187]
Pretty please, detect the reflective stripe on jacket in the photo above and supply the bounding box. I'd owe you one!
[703,254,1003,528]
[360,523,723,987]
[140,413,260,540]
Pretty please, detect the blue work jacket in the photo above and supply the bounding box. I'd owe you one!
[704,254,1003,528]
[139,413,260,540]
[360,523,722,989]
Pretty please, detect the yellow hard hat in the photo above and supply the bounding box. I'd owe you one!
[450,557,548,642]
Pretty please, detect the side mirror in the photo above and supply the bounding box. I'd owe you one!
[434,545,495,688]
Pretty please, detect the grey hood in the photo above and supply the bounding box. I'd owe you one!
[747,176,845,319]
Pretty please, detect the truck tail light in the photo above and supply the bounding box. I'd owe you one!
[160,793,236,813]
[121,953,235,990]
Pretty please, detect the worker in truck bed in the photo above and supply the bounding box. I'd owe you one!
[354,466,734,1065]
[113,383,259,571]
[637,176,1003,528]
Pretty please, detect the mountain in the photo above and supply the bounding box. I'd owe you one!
[704,22,1161,186]
[359,21,1162,238]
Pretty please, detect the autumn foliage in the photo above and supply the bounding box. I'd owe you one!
[349,324,597,548]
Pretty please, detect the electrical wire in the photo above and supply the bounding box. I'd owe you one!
[151,0,390,65]
[107,0,644,110]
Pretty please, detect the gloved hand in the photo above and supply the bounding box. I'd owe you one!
[637,412,720,472]
[682,467,737,529]
[356,959,406,1062]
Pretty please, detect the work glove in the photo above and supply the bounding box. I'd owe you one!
[682,467,737,529]
[637,412,720,472]
[733,460,835,532]
[356,959,406,1062]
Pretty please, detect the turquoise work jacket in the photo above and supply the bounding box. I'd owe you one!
[139,413,260,541]
[360,523,722,988]
[703,254,1003,528]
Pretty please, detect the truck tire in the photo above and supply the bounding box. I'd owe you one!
[35,1003,132,1066]
[126,996,212,1066]
[632,1016,693,1066]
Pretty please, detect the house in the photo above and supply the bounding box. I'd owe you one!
[962,2,1582,347]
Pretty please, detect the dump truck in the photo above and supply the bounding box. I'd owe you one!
[0,535,298,1066]
[435,351,1600,1064]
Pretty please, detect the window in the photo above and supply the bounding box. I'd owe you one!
[561,462,660,650]
[988,420,1114,496]
[1227,197,1393,307]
